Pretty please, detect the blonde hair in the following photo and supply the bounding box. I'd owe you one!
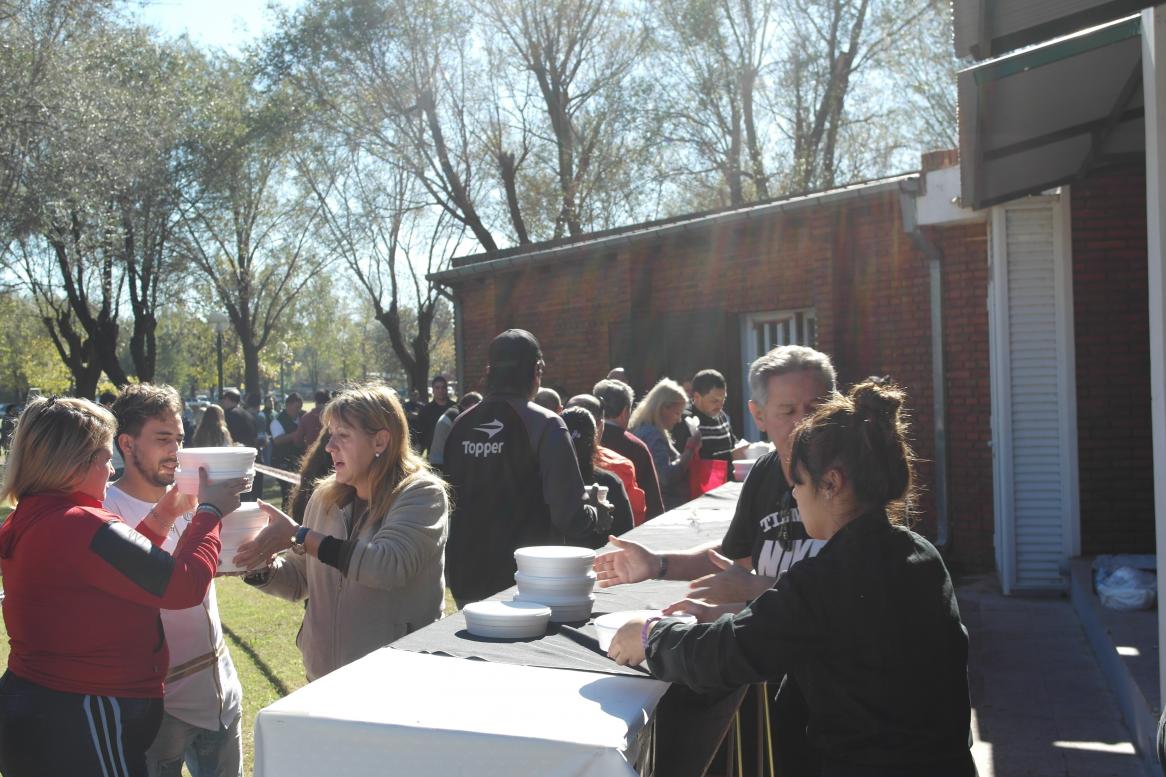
[314,383,445,522]
[628,378,688,436]
[1,397,116,505]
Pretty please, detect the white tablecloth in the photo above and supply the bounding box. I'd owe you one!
[254,648,669,777]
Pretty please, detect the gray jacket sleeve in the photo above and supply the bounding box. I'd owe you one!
[535,413,600,539]
[337,478,448,591]
[255,538,310,603]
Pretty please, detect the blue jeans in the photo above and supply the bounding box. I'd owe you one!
[146,711,242,777]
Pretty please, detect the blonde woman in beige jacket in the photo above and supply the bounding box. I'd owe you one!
[235,384,449,681]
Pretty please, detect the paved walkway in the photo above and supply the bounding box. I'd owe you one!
[959,576,1150,777]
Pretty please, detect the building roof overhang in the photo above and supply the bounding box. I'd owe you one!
[430,173,919,285]
[959,13,1145,210]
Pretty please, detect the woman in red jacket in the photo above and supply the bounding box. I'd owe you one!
[0,396,247,777]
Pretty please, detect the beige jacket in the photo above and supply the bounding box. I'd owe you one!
[258,475,448,681]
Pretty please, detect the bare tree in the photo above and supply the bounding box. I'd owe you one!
[296,142,458,394]
[474,0,650,237]
[179,58,328,395]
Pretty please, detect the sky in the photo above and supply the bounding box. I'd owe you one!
[129,0,303,52]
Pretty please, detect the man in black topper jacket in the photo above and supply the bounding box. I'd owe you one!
[444,329,612,606]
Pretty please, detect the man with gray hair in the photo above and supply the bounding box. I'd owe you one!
[594,379,665,520]
[593,344,837,776]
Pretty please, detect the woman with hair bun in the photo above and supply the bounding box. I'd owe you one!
[234,383,449,681]
[608,379,975,776]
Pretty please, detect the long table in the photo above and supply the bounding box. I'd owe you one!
[253,483,745,777]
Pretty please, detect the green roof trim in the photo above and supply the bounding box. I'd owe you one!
[964,13,1141,85]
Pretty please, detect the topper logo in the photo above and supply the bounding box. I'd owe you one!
[474,419,504,439]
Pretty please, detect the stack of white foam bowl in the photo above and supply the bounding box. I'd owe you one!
[174,447,258,496]
[512,546,597,622]
[463,600,552,639]
[733,440,776,481]
[215,502,267,574]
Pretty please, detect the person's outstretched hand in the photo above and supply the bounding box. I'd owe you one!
[662,598,740,623]
[233,500,298,571]
[154,486,197,524]
[687,549,773,604]
[593,535,659,588]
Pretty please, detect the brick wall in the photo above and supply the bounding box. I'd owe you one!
[447,186,997,571]
[1072,166,1155,555]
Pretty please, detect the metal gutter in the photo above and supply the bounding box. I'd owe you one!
[430,173,920,284]
[899,178,951,552]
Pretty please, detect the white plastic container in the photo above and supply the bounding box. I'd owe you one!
[463,600,552,639]
[514,546,596,578]
[175,467,257,496]
[594,610,698,652]
[177,446,257,472]
[733,459,756,481]
[514,570,597,599]
[742,441,775,460]
[512,592,595,622]
[584,485,610,503]
[216,502,267,574]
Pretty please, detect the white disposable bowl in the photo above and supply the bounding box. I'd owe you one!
[177,447,257,472]
[514,546,596,578]
[742,441,775,460]
[512,592,595,622]
[514,570,596,599]
[733,460,756,481]
[464,600,551,639]
[594,610,698,652]
[175,468,256,496]
[216,502,266,573]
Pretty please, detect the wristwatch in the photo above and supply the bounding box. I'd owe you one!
[291,525,310,555]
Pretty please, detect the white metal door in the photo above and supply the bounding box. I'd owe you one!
[739,309,817,440]
[989,193,1080,593]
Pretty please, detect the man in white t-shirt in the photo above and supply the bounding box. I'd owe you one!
[106,383,244,777]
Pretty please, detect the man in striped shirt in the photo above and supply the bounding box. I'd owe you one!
[672,369,749,496]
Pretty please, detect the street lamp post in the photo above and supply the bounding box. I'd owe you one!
[207,312,230,401]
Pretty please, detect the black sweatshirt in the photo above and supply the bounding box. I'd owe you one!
[443,393,606,602]
[646,509,974,775]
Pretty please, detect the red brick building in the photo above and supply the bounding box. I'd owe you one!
[433,156,1155,578]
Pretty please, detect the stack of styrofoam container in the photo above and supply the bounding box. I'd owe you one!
[215,502,267,574]
[512,546,597,622]
[174,447,258,496]
[463,600,552,639]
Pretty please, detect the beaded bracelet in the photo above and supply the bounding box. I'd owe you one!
[641,616,663,650]
[196,502,224,520]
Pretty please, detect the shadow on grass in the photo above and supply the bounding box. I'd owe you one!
[222,623,293,698]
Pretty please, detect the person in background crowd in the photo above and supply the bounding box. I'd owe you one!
[0,397,246,777]
[442,329,613,607]
[260,396,277,465]
[191,405,233,449]
[416,374,453,456]
[220,390,258,500]
[629,378,700,511]
[594,379,665,521]
[295,390,328,450]
[235,384,449,682]
[0,403,20,453]
[595,345,837,776]
[607,367,628,383]
[101,390,124,476]
[429,392,482,472]
[533,387,562,413]
[288,431,333,525]
[672,369,748,498]
[404,390,423,450]
[561,407,631,540]
[608,379,976,777]
[564,394,646,527]
[105,384,244,777]
[244,392,267,502]
[270,393,305,504]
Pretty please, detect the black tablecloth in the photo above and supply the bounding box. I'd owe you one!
[390,483,741,677]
